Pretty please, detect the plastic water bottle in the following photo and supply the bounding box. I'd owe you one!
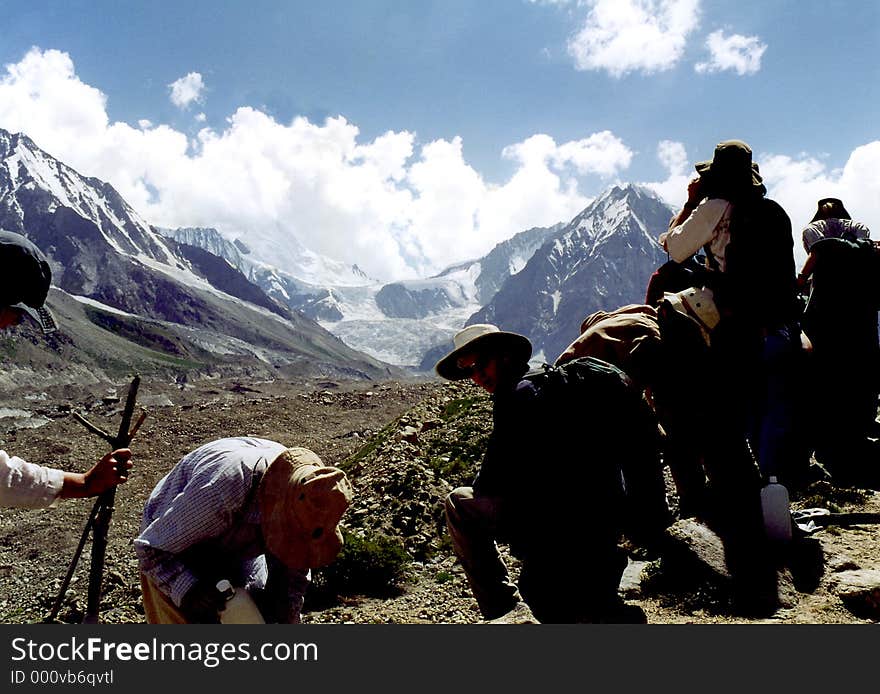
[216,580,265,624]
[760,476,792,543]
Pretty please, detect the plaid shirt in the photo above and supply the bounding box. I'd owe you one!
[135,437,309,622]
[0,449,64,508]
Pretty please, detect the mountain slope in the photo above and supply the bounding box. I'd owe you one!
[159,220,565,367]
[0,128,395,380]
[470,184,672,363]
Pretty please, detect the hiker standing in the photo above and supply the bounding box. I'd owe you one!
[658,141,803,612]
[0,230,132,508]
[135,437,352,624]
[438,324,650,623]
[798,199,879,488]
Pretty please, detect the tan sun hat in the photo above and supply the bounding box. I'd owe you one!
[434,323,532,381]
[258,447,353,569]
[662,287,720,346]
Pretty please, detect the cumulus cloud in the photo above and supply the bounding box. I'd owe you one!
[567,0,701,77]
[695,30,766,75]
[503,130,632,177]
[0,48,623,280]
[195,112,206,123]
[168,71,205,109]
[644,140,692,207]
[760,144,880,263]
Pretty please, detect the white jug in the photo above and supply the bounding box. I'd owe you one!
[216,580,265,624]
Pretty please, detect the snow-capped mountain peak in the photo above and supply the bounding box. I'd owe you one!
[0,129,177,265]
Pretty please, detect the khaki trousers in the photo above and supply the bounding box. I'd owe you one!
[445,487,521,620]
[140,574,188,624]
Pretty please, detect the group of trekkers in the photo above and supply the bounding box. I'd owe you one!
[1,139,877,624]
[436,139,879,623]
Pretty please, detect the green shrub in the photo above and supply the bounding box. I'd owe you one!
[340,421,395,471]
[311,529,410,600]
[424,396,491,487]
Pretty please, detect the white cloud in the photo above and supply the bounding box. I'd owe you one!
[567,0,701,77]
[195,112,206,123]
[138,119,152,129]
[503,130,632,177]
[695,30,766,75]
[0,48,621,281]
[644,140,692,207]
[168,72,205,109]
[554,130,634,176]
[760,144,880,264]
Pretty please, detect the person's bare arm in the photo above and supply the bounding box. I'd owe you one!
[59,449,132,499]
[797,252,817,292]
[667,176,705,231]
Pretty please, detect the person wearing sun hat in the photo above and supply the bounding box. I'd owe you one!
[655,140,804,614]
[0,229,133,509]
[135,437,353,624]
[797,199,878,488]
[438,324,645,624]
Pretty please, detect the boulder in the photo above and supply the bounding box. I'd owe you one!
[831,570,880,620]
[484,601,540,625]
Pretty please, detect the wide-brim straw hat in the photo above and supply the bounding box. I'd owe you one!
[695,140,764,194]
[258,447,353,569]
[434,324,532,380]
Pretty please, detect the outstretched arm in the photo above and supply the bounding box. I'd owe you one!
[59,449,132,499]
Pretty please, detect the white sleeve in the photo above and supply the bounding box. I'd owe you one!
[802,223,824,253]
[0,449,65,509]
[660,199,731,263]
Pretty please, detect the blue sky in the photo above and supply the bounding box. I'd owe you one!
[1,0,878,280]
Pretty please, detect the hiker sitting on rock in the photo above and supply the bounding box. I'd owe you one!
[135,437,352,624]
[0,229,132,509]
[437,324,649,624]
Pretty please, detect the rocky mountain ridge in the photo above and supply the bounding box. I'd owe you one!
[0,127,394,383]
[470,184,672,363]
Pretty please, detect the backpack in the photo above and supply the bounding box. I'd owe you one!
[803,236,880,342]
[522,356,672,548]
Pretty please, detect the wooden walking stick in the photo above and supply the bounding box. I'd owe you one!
[46,375,146,623]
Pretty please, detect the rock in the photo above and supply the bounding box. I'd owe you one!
[619,559,648,598]
[665,519,731,580]
[774,568,799,609]
[831,570,880,619]
[661,519,799,614]
[139,394,174,408]
[484,601,540,625]
[399,426,420,443]
[828,555,860,573]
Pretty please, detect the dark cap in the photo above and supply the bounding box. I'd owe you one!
[0,230,57,333]
[810,197,852,223]
[695,140,764,196]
